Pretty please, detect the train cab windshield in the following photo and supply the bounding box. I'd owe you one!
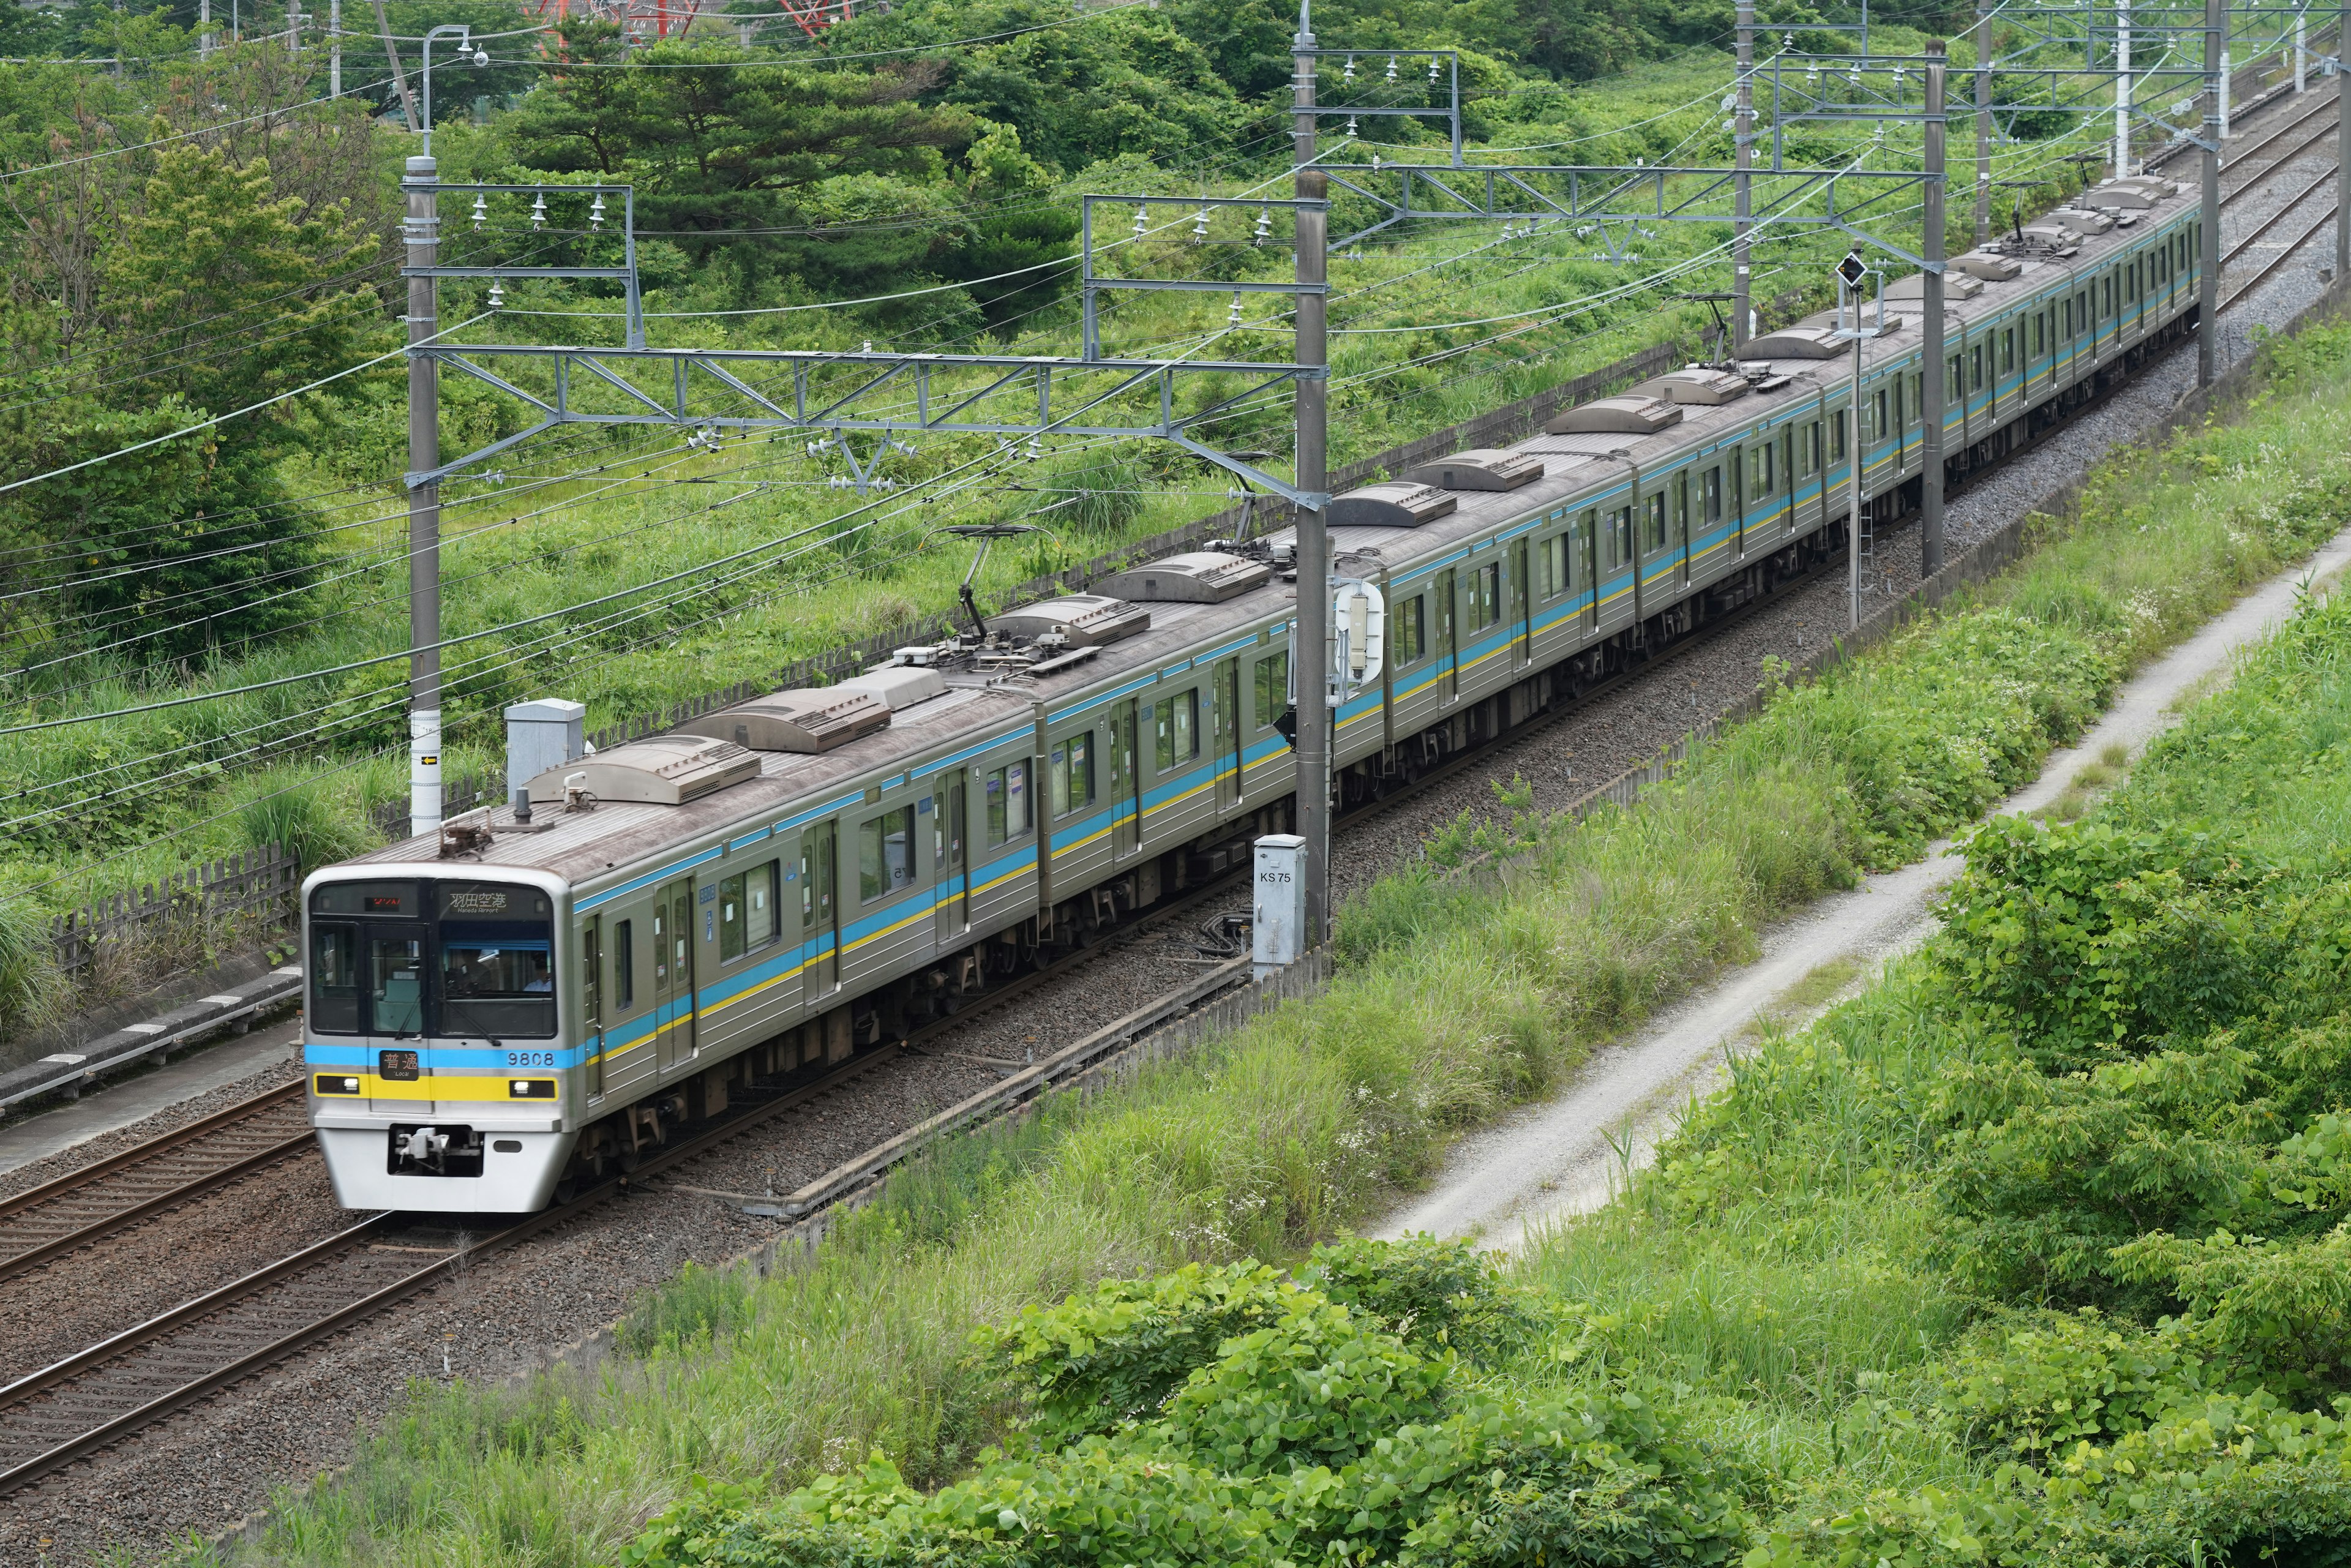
[309,879,556,1039]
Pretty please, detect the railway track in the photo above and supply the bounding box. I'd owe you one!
[0,1084,311,1285]
[6,81,2344,1511]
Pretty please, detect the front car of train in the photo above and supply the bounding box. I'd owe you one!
[301,863,580,1212]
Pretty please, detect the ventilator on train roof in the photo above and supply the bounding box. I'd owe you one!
[1327,481,1459,528]
[1542,394,1684,435]
[676,689,891,754]
[1398,448,1544,490]
[989,594,1152,647]
[1093,550,1273,603]
[1629,367,1752,406]
[526,733,760,806]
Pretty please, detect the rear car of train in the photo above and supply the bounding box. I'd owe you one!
[302,864,581,1212]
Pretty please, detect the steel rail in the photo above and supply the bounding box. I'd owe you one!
[0,1085,315,1284]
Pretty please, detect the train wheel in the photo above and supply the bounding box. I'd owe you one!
[553,1175,579,1205]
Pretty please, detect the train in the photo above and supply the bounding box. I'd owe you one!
[302,173,2205,1211]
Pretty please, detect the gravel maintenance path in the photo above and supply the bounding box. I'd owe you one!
[1,100,2339,1566]
[1375,523,2351,1249]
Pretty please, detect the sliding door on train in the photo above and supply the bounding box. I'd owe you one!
[653,877,697,1071]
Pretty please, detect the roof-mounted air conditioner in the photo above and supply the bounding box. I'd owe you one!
[1399,448,1545,490]
[1093,550,1273,603]
[527,734,760,806]
[1327,481,1460,528]
[1629,367,1752,406]
[677,689,891,754]
[1739,325,1846,360]
[1888,271,1985,301]
[837,666,949,709]
[989,594,1152,647]
[1542,395,1684,435]
[2047,205,2115,234]
[1953,250,2024,281]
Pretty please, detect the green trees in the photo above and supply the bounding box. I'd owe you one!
[2,139,381,661]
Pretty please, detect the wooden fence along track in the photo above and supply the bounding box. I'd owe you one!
[44,845,300,980]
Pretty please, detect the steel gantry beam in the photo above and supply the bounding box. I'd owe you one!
[413,343,1329,506]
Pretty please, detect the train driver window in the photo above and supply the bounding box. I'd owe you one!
[1805,421,1823,476]
[1703,465,1723,523]
[1727,455,1742,520]
[1607,505,1633,566]
[1153,689,1199,771]
[1829,412,1846,462]
[984,761,1032,844]
[614,920,634,1011]
[2000,327,2015,373]
[2031,311,2044,357]
[1254,649,1289,727]
[1395,595,1425,661]
[1644,492,1667,550]
[1752,440,1774,500]
[1048,733,1095,818]
[719,861,779,961]
[858,806,917,902]
[1910,371,1923,417]
[1970,345,1983,392]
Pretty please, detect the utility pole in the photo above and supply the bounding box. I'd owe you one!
[200,0,213,58]
[2202,0,2223,384]
[2296,4,2306,91]
[405,156,443,841]
[2338,2,2349,279]
[1922,42,1948,579]
[287,0,301,54]
[1974,0,1993,244]
[1292,0,1331,947]
[2117,0,2132,175]
[1734,0,1754,348]
[375,0,421,130]
[330,0,342,96]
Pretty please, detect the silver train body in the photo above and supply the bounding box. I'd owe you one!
[302,181,2205,1210]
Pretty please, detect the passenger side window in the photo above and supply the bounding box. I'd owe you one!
[984,761,1032,844]
[1254,650,1290,726]
[1048,733,1094,817]
[614,920,633,1011]
[719,861,779,962]
[1152,689,1199,771]
[858,806,916,902]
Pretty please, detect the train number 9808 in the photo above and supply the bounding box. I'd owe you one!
[504,1050,558,1068]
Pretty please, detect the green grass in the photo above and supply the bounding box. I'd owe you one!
[186,272,2351,1568]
